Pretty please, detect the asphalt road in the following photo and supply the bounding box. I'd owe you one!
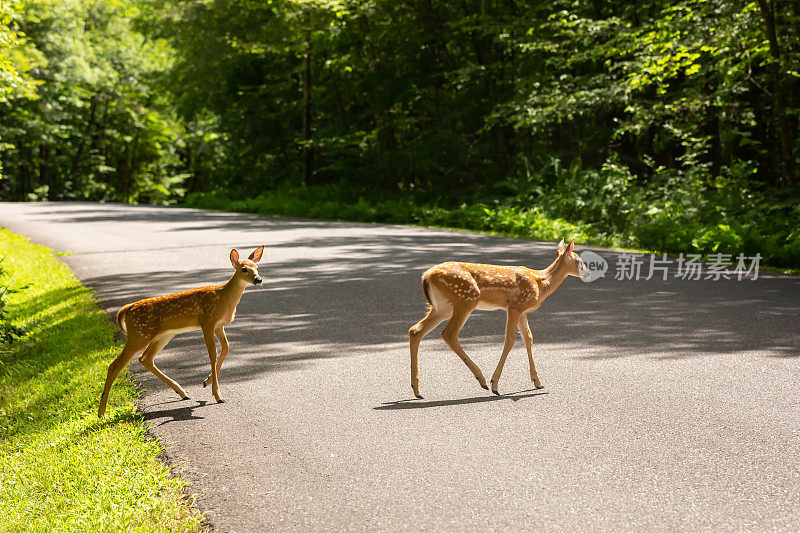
[1,202,799,531]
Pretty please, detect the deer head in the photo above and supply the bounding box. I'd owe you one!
[230,246,264,285]
[556,238,591,280]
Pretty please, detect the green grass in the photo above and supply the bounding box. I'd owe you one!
[0,229,204,532]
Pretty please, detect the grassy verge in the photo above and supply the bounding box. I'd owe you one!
[0,229,204,532]
[185,186,799,273]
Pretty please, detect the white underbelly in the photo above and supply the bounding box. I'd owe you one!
[164,326,202,335]
[475,301,506,311]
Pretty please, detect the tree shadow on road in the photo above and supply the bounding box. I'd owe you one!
[22,201,363,233]
[57,204,800,397]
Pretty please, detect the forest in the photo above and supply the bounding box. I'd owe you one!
[1,0,799,267]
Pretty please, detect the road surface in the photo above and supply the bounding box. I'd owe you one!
[1,202,799,531]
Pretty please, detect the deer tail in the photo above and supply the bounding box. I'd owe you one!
[422,277,432,307]
[116,303,133,335]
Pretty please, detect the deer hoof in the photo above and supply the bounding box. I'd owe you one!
[414,393,424,400]
[492,388,500,396]
[216,398,226,403]
[480,383,489,390]
[181,395,190,400]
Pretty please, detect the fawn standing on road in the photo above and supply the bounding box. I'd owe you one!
[98,246,265,417]
[408,238,590,398]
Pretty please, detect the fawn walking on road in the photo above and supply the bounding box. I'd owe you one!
[408,239,589,398]
[98,246,264,417]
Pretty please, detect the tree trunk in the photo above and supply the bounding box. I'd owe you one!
[302,14,313,187]
[70,93,99,186]
[756,0,795,185]
[38,144,50,198]
[592,0,602,19]
[375,111,398,185]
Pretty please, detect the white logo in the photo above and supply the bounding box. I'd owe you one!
[579,251,608,282]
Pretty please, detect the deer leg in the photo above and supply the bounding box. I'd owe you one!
[138,334,188,400]
[203,327,224,403]
[490,310,522,395]
[409,306,449,399]
[518,314,542,389]
[98,337,149,417]
[204,326,229,388]
[441,305,488,391]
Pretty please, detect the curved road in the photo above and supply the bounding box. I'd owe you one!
[2,202,799,531]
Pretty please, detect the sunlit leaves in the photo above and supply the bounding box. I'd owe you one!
[0,0,42,104]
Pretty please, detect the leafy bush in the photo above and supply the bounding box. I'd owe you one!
[0,257,25,347]
[485,150,799,268]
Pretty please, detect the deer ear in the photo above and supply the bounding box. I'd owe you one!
[557,238,566,254]
[248,246,264,263]
[230,249,240,266]
[566,239,575,253]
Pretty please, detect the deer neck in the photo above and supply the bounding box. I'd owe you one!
[538,256,570,301]
[221,274,249,306]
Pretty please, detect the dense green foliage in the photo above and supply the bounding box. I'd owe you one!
[1,0,799,265]
[0,0,183,202]
[0,228,204,531]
